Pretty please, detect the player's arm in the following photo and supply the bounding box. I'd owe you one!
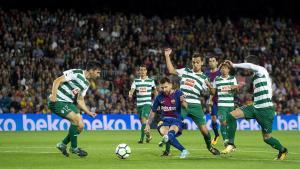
[152,80,158,96]
[230,77,240,92]
[145,95,160,133]
[164,48,177,75]
[205,80,216,95]
[50,75,68,102]
[225,61,265,76]
[128,81,136,100]
[77,95,97,118]
[128,88,135,100]
[180,95,188,108]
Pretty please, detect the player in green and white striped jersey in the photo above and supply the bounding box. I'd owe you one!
[206,63,239,147]
[164,48,220,156]
[221,56,288,160]
[48,61,101,157]
[129,65,157,144]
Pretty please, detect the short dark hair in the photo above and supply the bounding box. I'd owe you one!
[192,52,202,59]
[220,62,231,69]
[208,54,218,60]
[245,55,260,65]
[139,64,147,68]
[160,77,171,84]
[86,61,101,71]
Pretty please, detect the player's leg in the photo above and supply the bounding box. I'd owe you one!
[157,123,171,156]
[187,104,220,155]
[143,105,152,143]
[219,107,234,147]
[256,108,288,160]
[137,106,145,143]
[66,112,88,157]
[222,105,252,154]
[211,103,220,145]
[49,101,71,157]
[167,124,189,158]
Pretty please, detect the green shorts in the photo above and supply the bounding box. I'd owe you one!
[240,104,275,134]
[137,105,151,119]
[48,101,79,119]
[181,103,206,126]
[218,107,234,122]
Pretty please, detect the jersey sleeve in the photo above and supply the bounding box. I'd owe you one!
[176,68,186,77]
[151,95,160,113]
[63,69,77,81]
[232,63,266,77]
[130,80,136,89]
[177,90,184,97]
[233,77,238,85]
[80,87,89,97]
[151,80,156,88]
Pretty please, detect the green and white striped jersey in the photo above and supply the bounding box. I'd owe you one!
[131,77,156,107]
[233,63,273,108]
[56,69,90,103]
[213,75,237,107]
[176,68,208,104]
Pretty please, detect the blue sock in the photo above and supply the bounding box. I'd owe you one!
[212,121,219,137]
[168,130,185,151]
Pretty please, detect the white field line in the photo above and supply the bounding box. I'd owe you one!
[1,148,300,163]
[0,146,299,155]
[0,146,300,155]
[0,150,300,163]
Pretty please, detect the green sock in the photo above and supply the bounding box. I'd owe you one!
[220,124,228,141]
[203,132,212,149]
[227,113,237,144]
[62,134,70,145]
[264,137,284,151]
[140,124,146,142]
[165,142,171,152]
[70,124,80,149]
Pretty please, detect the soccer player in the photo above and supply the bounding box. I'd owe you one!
[206,63,238,147]
[145,77,189,158]
[129,65,157,144]
[205,55,221,145]
[221,56,288,160]
[48,61,100,157]
[164,48,220,155]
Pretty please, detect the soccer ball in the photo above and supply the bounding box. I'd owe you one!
[115,143,131,159]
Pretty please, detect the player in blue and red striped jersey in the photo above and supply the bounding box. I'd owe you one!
[145,77,189,158]
[205,55,221,145]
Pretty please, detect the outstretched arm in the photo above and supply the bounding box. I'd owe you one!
[225,60,265,74]
[164,48,177,75]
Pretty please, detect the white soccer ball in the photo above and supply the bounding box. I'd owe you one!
[115,143,131,159]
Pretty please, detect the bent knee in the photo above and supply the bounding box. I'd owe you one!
[262,133,271,140]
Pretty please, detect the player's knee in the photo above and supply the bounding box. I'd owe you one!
[198,125,208,134]
[263,133,271,140]
[70,114,80,124]
[77,123,84,133]
[221,121,227,126]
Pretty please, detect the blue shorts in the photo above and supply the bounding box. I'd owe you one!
[211,102,218,116]
[157,118,183,137]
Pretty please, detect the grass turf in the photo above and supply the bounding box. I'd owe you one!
[0,130,299,169]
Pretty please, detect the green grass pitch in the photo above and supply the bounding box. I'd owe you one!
[0,130,299,169]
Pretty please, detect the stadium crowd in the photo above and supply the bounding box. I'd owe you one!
[0,9,299,115]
